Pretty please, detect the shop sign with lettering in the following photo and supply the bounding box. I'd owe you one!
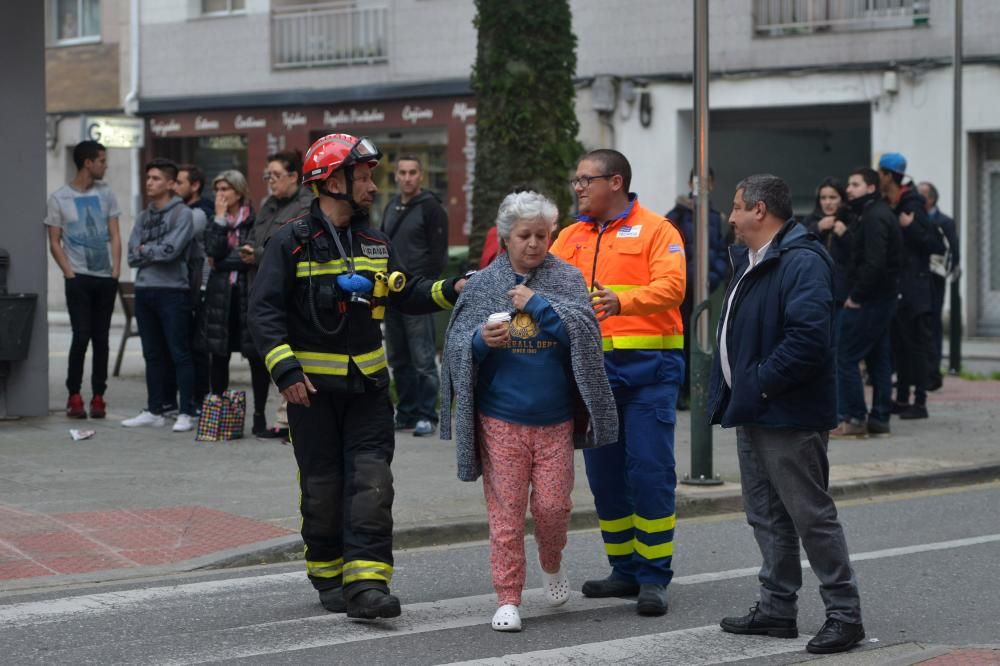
[401,105,434,124]
[323,108,385,128]
[149,118,182,138]
[235,114,267,129]
[83,116,145,148]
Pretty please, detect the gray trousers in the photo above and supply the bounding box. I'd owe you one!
[736,425,862,624]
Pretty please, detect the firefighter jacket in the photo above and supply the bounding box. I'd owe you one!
[550,195,686,352]
[249,199,460,394]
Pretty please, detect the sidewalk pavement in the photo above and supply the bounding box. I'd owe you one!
[2,324,999,593]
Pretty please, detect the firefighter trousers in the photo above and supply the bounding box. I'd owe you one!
[287,386,396,599]
[583,350,683,586]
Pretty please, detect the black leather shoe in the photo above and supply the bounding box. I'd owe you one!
[581,575,639,598]
[866,417,890,436]
[899,404,929,420]
[890,400,909,414]
[347,589,402,619]
[806,618,865,654]
[720,602,798,638]
[636,583,668,616]
[318,587,346,613]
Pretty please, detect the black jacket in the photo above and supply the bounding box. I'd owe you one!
[708,220,838,432]
[199,212,256,356]
[251,186,314,266]
[844,193,901,305]
[802,206,855,305]
[894,187,944,315]
[380,190,449,279]
[249,199,461,394]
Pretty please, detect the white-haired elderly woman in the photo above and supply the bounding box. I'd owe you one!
[441,190,617,632]
[199,170,272,432]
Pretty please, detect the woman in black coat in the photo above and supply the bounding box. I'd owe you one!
[801,177,854,308]
[201,169,273,435]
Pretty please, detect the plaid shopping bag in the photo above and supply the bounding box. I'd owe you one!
[195,391,246,441]
[219,390,246,440]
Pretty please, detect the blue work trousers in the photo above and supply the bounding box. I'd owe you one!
[583,350,683,586]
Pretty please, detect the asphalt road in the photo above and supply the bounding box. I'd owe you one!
[3,482,999,665]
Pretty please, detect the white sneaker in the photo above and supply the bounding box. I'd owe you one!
[539,555,571,607]
[491,604,521,632]
[122,410,167,428]
[172,413,195,433]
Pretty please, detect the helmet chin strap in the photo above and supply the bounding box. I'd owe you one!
[320,165,360,211]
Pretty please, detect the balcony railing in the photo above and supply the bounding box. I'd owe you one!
[271,2,388,69]
[753,0,930,36]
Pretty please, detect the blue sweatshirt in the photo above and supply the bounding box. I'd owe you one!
[472,291,572,425]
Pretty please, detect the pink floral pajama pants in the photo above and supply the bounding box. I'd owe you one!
[477,413,575,606]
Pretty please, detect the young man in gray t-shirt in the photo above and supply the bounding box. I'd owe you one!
[45,140,122,419]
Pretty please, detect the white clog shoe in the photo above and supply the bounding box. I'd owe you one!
[491,604,522,632]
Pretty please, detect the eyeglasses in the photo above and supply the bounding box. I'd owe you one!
[569,174,614,189]
[263,171,289,182]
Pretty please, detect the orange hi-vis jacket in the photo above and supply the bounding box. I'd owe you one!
[550,196,686,352]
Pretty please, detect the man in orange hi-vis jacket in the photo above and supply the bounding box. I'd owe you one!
[550,149,686,617]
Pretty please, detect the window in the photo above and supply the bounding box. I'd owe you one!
[54,0,101,45]
[202,0,246,15]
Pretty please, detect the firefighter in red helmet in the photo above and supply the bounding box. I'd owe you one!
[249,133,465,618]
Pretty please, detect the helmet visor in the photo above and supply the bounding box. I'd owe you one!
[351,137,382,164]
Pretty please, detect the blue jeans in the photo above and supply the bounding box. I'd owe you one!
[134,288,195,416]
[384,309,439,424]
[836,298,896,423]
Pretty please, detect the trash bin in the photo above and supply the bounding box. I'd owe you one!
[0,294,38,361]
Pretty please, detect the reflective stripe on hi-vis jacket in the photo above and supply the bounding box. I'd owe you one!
[342,559,394,585]
[550,196,686,351]
[296,347,387,377]
[295,258,389,278]
[265,343,295,372]
[430,279,453,310]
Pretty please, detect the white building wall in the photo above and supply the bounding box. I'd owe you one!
[604,63,1000,327]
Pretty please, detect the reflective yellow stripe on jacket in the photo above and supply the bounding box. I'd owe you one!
[601,334,684,352]
[430,279,453,310]
[295,347,387,377]
[264,344,295,372]
[342,559,393,585]
[295,258,389,278]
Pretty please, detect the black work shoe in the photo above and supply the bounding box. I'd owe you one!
[581,575,639,598]
[318,587,346,613]
[866,417,890,436]
[347,589,402,619]
[636,583,668,616]
[806,618,865,654]
[720,602,798,638]
[899,404,929,420]
[890,400,909,415]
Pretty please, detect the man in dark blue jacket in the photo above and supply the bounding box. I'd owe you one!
[709,175,865,656]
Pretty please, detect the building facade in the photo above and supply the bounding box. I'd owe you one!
[44,0,1000,336]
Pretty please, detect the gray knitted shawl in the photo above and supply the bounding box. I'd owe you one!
[440,252,618,482]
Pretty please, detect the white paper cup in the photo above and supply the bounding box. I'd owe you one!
[487,312,512,324]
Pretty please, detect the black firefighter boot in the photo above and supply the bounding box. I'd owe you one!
[347,588,402,619]
[318,587,346,613]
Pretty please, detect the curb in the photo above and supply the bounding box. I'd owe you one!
[207,460,1000,569]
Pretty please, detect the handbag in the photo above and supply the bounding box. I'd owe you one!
[195,390,246,441]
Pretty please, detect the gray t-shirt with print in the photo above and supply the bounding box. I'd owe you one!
[44,183,121,278]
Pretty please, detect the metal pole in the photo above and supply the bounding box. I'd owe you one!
[683,0,720,486]
[949,0,963,374]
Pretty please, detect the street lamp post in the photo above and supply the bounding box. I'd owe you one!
[683,0,721,486]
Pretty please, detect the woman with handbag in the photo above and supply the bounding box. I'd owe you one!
[441,190,617,632]
[199,170,271,436]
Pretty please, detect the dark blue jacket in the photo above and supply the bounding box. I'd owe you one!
[708,220,838,431]
[665,196,731,293]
